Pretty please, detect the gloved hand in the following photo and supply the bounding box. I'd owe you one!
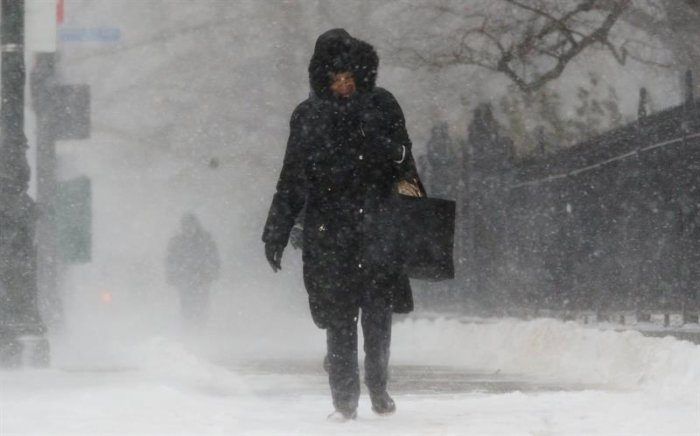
[396,178,423,197]
[265,242,284,272]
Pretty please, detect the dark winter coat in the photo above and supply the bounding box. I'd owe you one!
[166,223,220,291]
[263,29,421,328]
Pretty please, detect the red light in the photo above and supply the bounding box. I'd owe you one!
[100,290,113,304]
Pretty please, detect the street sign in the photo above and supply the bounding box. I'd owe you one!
[59,27,121,43]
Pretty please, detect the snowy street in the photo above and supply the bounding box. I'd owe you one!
[2,317,698,435]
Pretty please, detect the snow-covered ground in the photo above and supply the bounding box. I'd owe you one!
[2,316,698,435]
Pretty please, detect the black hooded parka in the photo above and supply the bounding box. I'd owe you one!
[263,29,420,329]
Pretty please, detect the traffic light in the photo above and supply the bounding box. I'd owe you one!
[54,175,91,263]
[51,84,90,140]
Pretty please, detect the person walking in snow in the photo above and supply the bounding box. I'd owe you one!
[262,29,423,421]
[166,213,220,327]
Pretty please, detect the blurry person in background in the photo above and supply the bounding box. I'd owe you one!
[262,29,423,421]
[166,212,220,328]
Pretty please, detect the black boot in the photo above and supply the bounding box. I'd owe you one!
[370,390,396,416]
[327,407,357,422]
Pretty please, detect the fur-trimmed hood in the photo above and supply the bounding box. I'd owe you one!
[308,29,379,100]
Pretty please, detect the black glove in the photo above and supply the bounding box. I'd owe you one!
[265,242,284,272]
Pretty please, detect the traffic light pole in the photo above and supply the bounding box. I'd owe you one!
[0,0,49,366]
[31,53,62,327]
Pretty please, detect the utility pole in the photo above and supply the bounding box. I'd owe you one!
[0,0,49,366]
[31,53,62,326]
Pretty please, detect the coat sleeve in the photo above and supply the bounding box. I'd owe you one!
[374,88,423,186]
[262,104,309,247]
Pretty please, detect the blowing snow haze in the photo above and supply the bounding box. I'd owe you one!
[48,1,687,344]
[1,1,698,434]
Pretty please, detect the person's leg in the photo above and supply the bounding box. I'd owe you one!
[361,295,392,396]
[361,271,396,415]
[179,286,207,329]
[325,306,360,417]
[177,287,193,323]
[191,285,210,327]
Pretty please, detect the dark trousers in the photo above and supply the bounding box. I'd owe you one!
[177,285,210,327]
[325,290,392,413]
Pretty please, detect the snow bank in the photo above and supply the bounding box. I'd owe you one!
[392,317,700,394]
[132,336,250,396]
[49,312,700,401]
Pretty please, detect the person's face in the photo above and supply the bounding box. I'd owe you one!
[330,72,356,98]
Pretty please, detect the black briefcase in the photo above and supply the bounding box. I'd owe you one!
[398,196,455,281]
[363,195,456,281]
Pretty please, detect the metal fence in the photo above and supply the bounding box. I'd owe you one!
[445,92,700,315]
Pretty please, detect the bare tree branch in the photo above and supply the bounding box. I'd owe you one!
[385,0,632,92]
